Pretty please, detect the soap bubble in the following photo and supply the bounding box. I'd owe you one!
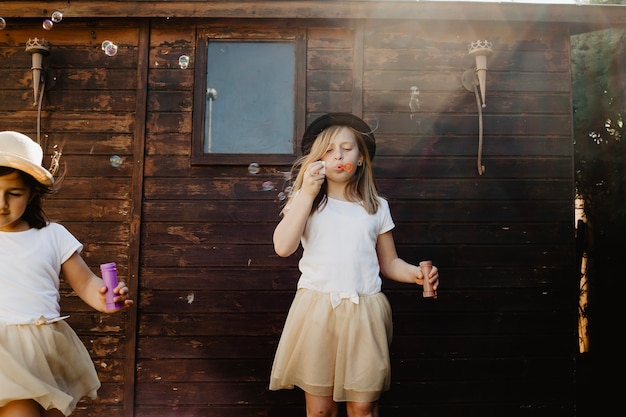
[277,192,287,201]
[105,44,118,56]
[262,181,274,191]
[101,40,118,56]
[103,42,118,57]
[51,11,63,23]
[109,155,123,168]
[0,18,6,30]
[248,163,260,175]
[178,55,190,69]
[42,19,54,30]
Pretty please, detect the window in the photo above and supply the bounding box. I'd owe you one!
[192,27,306,165]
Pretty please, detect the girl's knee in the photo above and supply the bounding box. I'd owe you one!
[305,393,338,417]
[0,400,43,417]
[346,401,378,417]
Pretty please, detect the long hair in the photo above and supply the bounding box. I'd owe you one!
[0,167,53,229]
[281,125,380,216]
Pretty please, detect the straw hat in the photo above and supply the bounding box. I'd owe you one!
[0,131,54,186]
[301,113,376,160]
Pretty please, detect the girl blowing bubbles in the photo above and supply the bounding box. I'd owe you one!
[269,113,439,417]
[0,131,133,417]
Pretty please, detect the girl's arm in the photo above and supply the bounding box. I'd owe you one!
[376,231,439,288]
[273,161,325,257]
[61,252,133,313]
[273,191,315,257]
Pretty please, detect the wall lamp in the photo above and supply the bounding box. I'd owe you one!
[462,40,493,176]
[462,40,493,108]
[25,37,50,106]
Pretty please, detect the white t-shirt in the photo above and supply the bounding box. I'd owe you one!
[296,196,395,307]
[0,222,83,324]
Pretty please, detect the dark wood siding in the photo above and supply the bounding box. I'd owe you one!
[0,19,140,417]
[136,17,578,417]
[2,2,624,417]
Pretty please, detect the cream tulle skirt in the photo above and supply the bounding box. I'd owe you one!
[269,288,393,402]
[0,319,100,416]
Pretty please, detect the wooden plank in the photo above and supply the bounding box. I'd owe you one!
[134,355,573,383]
[133,406,302,417]
[364,91,572,114]
[42,90,136,112]
[376,136,573,157]
[123,20,151,417]
[47,178,132,199]
[138,267,298,291]
[140,220,571,246]
[0,21,139,47]
[140,199,572,222]
[131,377,574,406]
[364,20,569,51]
[44,202,131,222]
[306,90,353,112]
[307,49,353,70]
[307,69,354,91]
[136,243,574,267]
[135,358,273,382]
[136,285,576,315]
[0,67,136,90]
[134,310,574,337]
[141,222,276,244]
[60,222,130,242]
[0,2,624,29]
[148,68,194,89]
[141,177,573,200]
[145,154,573,177]
[42,133,133,155]
[48,155,133,177]
[136,264,572,292]
[147,91,193,112]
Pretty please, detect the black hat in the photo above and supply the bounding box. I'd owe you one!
[301,113,376,160]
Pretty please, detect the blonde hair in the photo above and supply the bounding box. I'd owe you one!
[281,125,380,216]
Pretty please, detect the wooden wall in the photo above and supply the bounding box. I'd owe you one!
[0,19,140,417]
[0,3,598,416]
[138,16,579,417]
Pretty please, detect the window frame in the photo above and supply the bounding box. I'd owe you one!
[192,26,307,165]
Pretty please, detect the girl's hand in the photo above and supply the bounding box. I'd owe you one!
[301,160,326,197]
[100,282,134,312]
[413,264,439,289]
[421,265,440,291]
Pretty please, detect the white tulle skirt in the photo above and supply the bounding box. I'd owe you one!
[269,288,393,402]
[0,319,100,416]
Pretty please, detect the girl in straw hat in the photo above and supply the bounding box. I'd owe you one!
[269,113,439,417]
[0,131,133,417]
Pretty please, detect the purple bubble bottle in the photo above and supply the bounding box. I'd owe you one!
[100,262,124,309]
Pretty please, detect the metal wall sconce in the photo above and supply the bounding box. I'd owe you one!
[462,40,493,108]
[25,37,50,106]
[462,40,493,175]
